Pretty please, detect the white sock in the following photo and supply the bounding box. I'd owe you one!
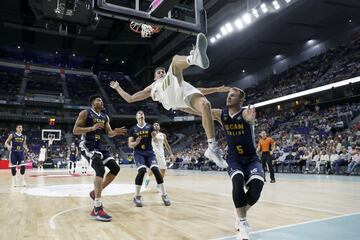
[94,198,102,207]
[158,183,166,195]
[135,185,141,197]
[186,55,194,65]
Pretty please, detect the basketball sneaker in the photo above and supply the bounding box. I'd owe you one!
[161,194,171,206]
[236,219,250,240]
[188,33,209,69]
[89,190,95,200]
[133,196,143,207]
[90,205,112,222]
[205,143,228,169]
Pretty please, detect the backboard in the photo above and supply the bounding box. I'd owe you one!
[42,129,62,146]
[92,0,207,35]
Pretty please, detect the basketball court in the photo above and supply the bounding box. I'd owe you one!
[0,0,360,239]
[1,167,359,239]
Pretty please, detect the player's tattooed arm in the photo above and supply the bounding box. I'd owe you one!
[104,116,127,138]
[110,81,151,103]
[73,110,103,135]
[197,85,231,95]
[4,134,13,151]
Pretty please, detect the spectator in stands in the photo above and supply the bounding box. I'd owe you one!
[346,147,360,175]
[333,148,351,174]
[327,148,339,174]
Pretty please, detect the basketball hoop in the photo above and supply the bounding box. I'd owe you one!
[129,21,161,38]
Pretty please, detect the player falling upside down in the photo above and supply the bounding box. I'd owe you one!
[144,122,175,190]
[73,95,127,222]
[182,88,264,240]
[4,125,29,187]
[68,142,78,174]
[129,110,171,207]
[38,145,47,174]
[110,33,229,169]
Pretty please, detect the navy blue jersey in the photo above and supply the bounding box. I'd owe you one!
[11,132,26,152]
[129,123,154,151]
[221,108,256,157]
[70,147,77,157]
[83,109,108,147]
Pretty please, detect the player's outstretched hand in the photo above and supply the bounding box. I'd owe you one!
[110,81,119,89]
[217,85,231,93]
[114,127,127,136]
[91,122,105,131]
[170,154,176,162]
[243,105,256,124]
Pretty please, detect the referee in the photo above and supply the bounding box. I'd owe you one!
[258,131,276,183]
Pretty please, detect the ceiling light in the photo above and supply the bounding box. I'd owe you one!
[216,34,222,39]
[234,19,244,29]
[210,37,216,43]
[260,3,268,13]
[272,1,280,10]
[252,9,259,18]
[225,22,234,33]
[242,13,252,24]
[220,26,229,36]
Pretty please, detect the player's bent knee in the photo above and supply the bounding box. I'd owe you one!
[11,167,16,176]
[246,179,264,206]
[232,173,247,208]
[150,166,164,184]
[109,163,120,176]
[91,160,105,178]
[20,165,25,175]
[135,167,147,185]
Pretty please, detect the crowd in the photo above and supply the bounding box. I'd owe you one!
[246,39,360,104]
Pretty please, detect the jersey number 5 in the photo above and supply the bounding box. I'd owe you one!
[236,145,244,155]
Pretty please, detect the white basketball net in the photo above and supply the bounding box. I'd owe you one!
[48,134,55,146]
[141,24,154,38]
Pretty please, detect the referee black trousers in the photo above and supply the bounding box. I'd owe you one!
[261,152,275,181]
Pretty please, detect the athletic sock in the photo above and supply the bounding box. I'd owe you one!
[158,183,166,195]
[135,185,141,197]
[94,198,102,207]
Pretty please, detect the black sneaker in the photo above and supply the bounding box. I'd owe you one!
[161,194,171,206]
[133,196,143,207]
[270,179,276,183]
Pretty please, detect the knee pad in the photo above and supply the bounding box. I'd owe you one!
[91,159,105,178]
[106,160,120,176]
[135,167,147,185]
[20,165,25,175]
[246,179,264,206]
[11,167,16,176]
[150,166,164,184]
[231,173,247,208]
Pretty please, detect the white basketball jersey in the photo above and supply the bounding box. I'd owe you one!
[39,148,46,161]
[152,132,165,155]
[150,77,171,110]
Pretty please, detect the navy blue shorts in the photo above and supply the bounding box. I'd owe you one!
[133,150,157,169]
[227,154,264,185]
[10,151,25,166]
[80,141,113,164]
[70,156,77,162]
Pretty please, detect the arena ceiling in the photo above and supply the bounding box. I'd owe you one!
[0,0,359,87]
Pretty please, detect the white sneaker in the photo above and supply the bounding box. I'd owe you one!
[204,144,228,169]
[236,220,250,240]
[189,33,209,69]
